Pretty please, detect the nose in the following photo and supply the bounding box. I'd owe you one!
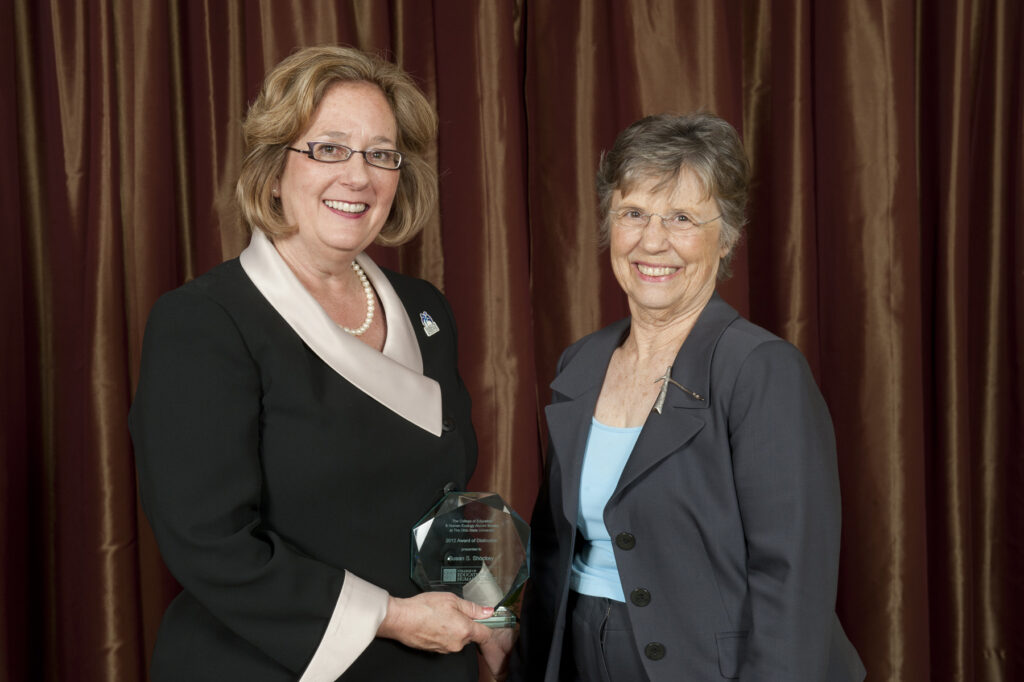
[639,216,671,250]
[335,153,371,188]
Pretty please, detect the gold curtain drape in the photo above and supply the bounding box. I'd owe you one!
[2,1,1021,680]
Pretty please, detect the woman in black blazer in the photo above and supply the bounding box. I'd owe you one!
[514,113,866,681]
[130,46,507,681]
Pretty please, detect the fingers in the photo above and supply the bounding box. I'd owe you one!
[456,599,500,645]
[468,620,496,646]
[456,597,495,620]
[435,603,492,651]
[377,592,497,653]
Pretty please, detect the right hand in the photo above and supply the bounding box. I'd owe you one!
[376,592,494,653]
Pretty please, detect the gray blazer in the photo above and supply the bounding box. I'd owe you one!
[515,293,865,681]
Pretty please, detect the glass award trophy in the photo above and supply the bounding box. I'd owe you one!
[411,490,530,628]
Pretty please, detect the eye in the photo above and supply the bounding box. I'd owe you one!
[366,149,386,161]
[313,143,348,160]
[670,213,693,224]
[625,209,645,219]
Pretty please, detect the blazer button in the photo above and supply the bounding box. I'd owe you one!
[644,642,666,660]
[615,532,636,550]
[630,587,651,607]
[442,417,455,432]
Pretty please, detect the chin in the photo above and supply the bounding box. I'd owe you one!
[320,228,380,251]
[630,297,677,315]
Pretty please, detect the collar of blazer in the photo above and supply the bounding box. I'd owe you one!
[549,292,739,409]
[239,229,443,436]
[545,292,740,520]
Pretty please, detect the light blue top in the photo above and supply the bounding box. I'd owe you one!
[569,417,642,602]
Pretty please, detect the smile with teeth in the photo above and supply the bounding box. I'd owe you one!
[324,199,368,213]
[636,263,678,277]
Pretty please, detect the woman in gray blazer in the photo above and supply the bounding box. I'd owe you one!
[514,113,866,681]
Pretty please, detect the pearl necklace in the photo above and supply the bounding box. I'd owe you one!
[341,259,375,336]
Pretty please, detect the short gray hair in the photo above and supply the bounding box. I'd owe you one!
[596,112,750,278]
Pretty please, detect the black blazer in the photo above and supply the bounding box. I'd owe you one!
[516,293,866,681]
[130,258,478,681]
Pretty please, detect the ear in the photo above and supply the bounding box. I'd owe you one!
[718,225,738,259]
[716,232,729,258]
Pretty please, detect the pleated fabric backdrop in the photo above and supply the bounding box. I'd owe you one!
[2,1,1021,680]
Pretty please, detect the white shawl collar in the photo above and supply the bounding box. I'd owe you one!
[239,230,443,436]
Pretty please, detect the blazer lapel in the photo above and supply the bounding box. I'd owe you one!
[239,230,443,436]
[546,319,630,525]
[611,294,740,501]
[545,399,595,525]
[613,408,705,502]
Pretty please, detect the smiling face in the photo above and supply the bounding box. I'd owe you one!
[609,168,727,322]
[276,80,400,267]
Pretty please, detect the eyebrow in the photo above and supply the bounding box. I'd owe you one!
[615,203,697,215]
[315,130,397,147]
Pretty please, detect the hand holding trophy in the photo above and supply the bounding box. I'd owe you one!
[411,488,530,628]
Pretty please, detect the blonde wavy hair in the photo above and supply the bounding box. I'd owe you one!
[236,45,438,246]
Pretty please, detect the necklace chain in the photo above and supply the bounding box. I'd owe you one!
[340,260,375,336]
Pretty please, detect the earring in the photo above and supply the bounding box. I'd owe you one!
[272,187,280,197]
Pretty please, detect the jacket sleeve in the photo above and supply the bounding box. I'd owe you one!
[727,340,842,680]
[129,288,386,678]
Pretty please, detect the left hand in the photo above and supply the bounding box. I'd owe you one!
[479,626,517,681]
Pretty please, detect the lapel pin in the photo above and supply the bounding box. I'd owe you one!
[419,311,440,337]
[653,366,705,414]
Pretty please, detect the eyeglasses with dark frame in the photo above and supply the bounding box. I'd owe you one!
[610,208,722,236]
[286,142,403,170]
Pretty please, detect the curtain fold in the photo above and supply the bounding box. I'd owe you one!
[432,0,539,517]
[919,2,979,679]
[1,2,29,678]
[918,1,1024,680]
[812,3,932,680]
[742,0,822,370]
[960,2,1022,679]
[4,1,1021,680]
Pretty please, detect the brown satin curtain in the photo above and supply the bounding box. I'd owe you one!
[2,1,1021,680]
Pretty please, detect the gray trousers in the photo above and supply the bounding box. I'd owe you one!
[568,592,650,682]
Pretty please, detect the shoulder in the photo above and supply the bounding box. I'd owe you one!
[146,258,272,327]
[379,268,459,339]
[717,315,807,370]
[161,258,254,303]
[556,318,629,373]
[141,259,271,355]
[132,261,264,423]
[149,259,248,316]
[714,316,823,414]
[380,267,445,306]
